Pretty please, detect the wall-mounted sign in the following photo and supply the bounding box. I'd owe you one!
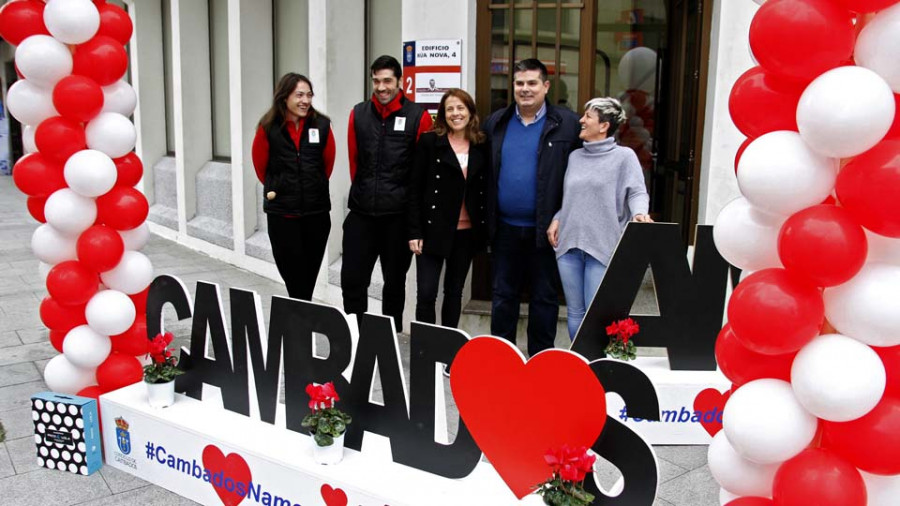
[402,39,462,114]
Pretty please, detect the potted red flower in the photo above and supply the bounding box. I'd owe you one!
[143,331,185,408]
[301,382,352,464]
[535,445,597,506]
[604,318,639,361]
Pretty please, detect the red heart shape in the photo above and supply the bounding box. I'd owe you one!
[320,484,348,506]
[450,337,607,499]
[201,445,252,506]
[693,387,732,437]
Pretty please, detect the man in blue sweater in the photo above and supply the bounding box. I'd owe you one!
[483,59,581,356]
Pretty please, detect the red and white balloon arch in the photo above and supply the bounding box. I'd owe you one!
[2,0,151,403]
[712,1,900,505]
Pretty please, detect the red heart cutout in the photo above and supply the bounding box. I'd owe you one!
[450,337,607,499]
[320,484,348,506]
[693,387,732,437]
[201,445,252,506]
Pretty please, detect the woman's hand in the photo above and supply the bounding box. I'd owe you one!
[633,214,653,223]
[409,239,423,255]
[547,220,560,248]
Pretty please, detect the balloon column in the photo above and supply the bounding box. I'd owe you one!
[713,1,900,505]
[2,0,149,400]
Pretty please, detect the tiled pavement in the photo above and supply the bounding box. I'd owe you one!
[0,175,719,506]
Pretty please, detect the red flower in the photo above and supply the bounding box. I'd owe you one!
[545,445,595,483]
[606,318,639,344]
[305,381,340,411]
[560,463,583,482]
[148,332,175,364]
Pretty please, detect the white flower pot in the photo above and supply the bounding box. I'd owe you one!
[146,380,175,408]
[313,433,345,465]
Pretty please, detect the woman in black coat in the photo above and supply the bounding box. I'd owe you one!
[408,89,488,334]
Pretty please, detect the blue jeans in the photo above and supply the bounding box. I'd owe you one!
[557,248,607,340]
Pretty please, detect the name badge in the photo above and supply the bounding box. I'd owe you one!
[308,128,320,144]
[394,117,406,131]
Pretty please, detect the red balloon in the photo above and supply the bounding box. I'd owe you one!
[96,353,144,392]
[76,225,124,273]
[96,186,149,230]
[49,329,66,353]
[52,75,104,123]
[727,268,824,355]
[823,395,900,475]
[46,261,99,306]
[96,3,132,45]
[715,324,796,386]
[40,297,87,332]
[728,66,804,139]
[777,205,867,287]
[73,35,128,86]
[35,116,87,163]
[831,0,899,12]
[130,287,149,316]
[734,137,752,174]
[114,152,143,187]
[26,195,47,223]
[835,140,900,238]
[0,0,48,46]
[110,313,149,356]
[749,0,855,82]
[873,345,900,398]
[725,498,774,506]
[12,153,65,197]
[772,448,866,506]
[886,94,900,140]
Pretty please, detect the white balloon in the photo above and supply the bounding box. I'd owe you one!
[43,189,97,237]
[713,197,785,271]
[85,112,136,158]
[866,228,900,265]
[38,261,53,283]
[119,223,150,250]
[14,35,73,88]
[618,46,658,93]
[63,150,117,198]
[43,355,96,395]
[737,131,837,216]
[791,333,886,422]
[101,81,137,116]
[23,125,37,154]
[718,488,740,506]
[31,223,77,264]
[824,263,900,347]
[855,3,900,94]
[6,80,59,126]
[62,325,111,369]
[43,0,100,45]
[100,251,154,295]
[723,379,818,464]
[85,290,135,336]
[862,471,900,506]
[708,431,778,497]
[797,66,895,158]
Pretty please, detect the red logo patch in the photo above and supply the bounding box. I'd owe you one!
[320,484,348,506]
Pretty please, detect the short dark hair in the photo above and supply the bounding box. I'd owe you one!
[371,55,402,80]
[512,58,548,83]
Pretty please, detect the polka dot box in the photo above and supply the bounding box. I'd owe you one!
[31,392,102,476]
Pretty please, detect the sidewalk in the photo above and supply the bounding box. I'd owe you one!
[0,175,718,506]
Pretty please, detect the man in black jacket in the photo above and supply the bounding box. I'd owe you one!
[483,58,581,356]
[343,55,433,332]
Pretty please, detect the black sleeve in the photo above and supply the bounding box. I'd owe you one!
[408,134,431,240]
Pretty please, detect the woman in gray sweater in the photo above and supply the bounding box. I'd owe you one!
[547,97,652,340]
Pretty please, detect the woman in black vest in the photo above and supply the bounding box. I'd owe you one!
[252,73,335,300]
[408,89,488,344]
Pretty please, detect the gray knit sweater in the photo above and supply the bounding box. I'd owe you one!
[552,137,650,263]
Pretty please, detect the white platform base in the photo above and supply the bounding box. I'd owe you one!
[100,384,545,506]
[605,357,731,445]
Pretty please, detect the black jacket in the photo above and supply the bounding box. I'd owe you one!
[263,115,331,216]
[483,102,581,248]
[350,97,426,216]
[408,132,488,257]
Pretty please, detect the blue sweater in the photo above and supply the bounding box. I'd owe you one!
[497,115,546,227]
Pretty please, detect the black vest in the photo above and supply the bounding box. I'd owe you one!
[263,115,331,216]
[350,97,425,215]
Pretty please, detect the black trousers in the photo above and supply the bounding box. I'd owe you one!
[267,212,331,301]
[415,229,475,328]
[341,211,412,332]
